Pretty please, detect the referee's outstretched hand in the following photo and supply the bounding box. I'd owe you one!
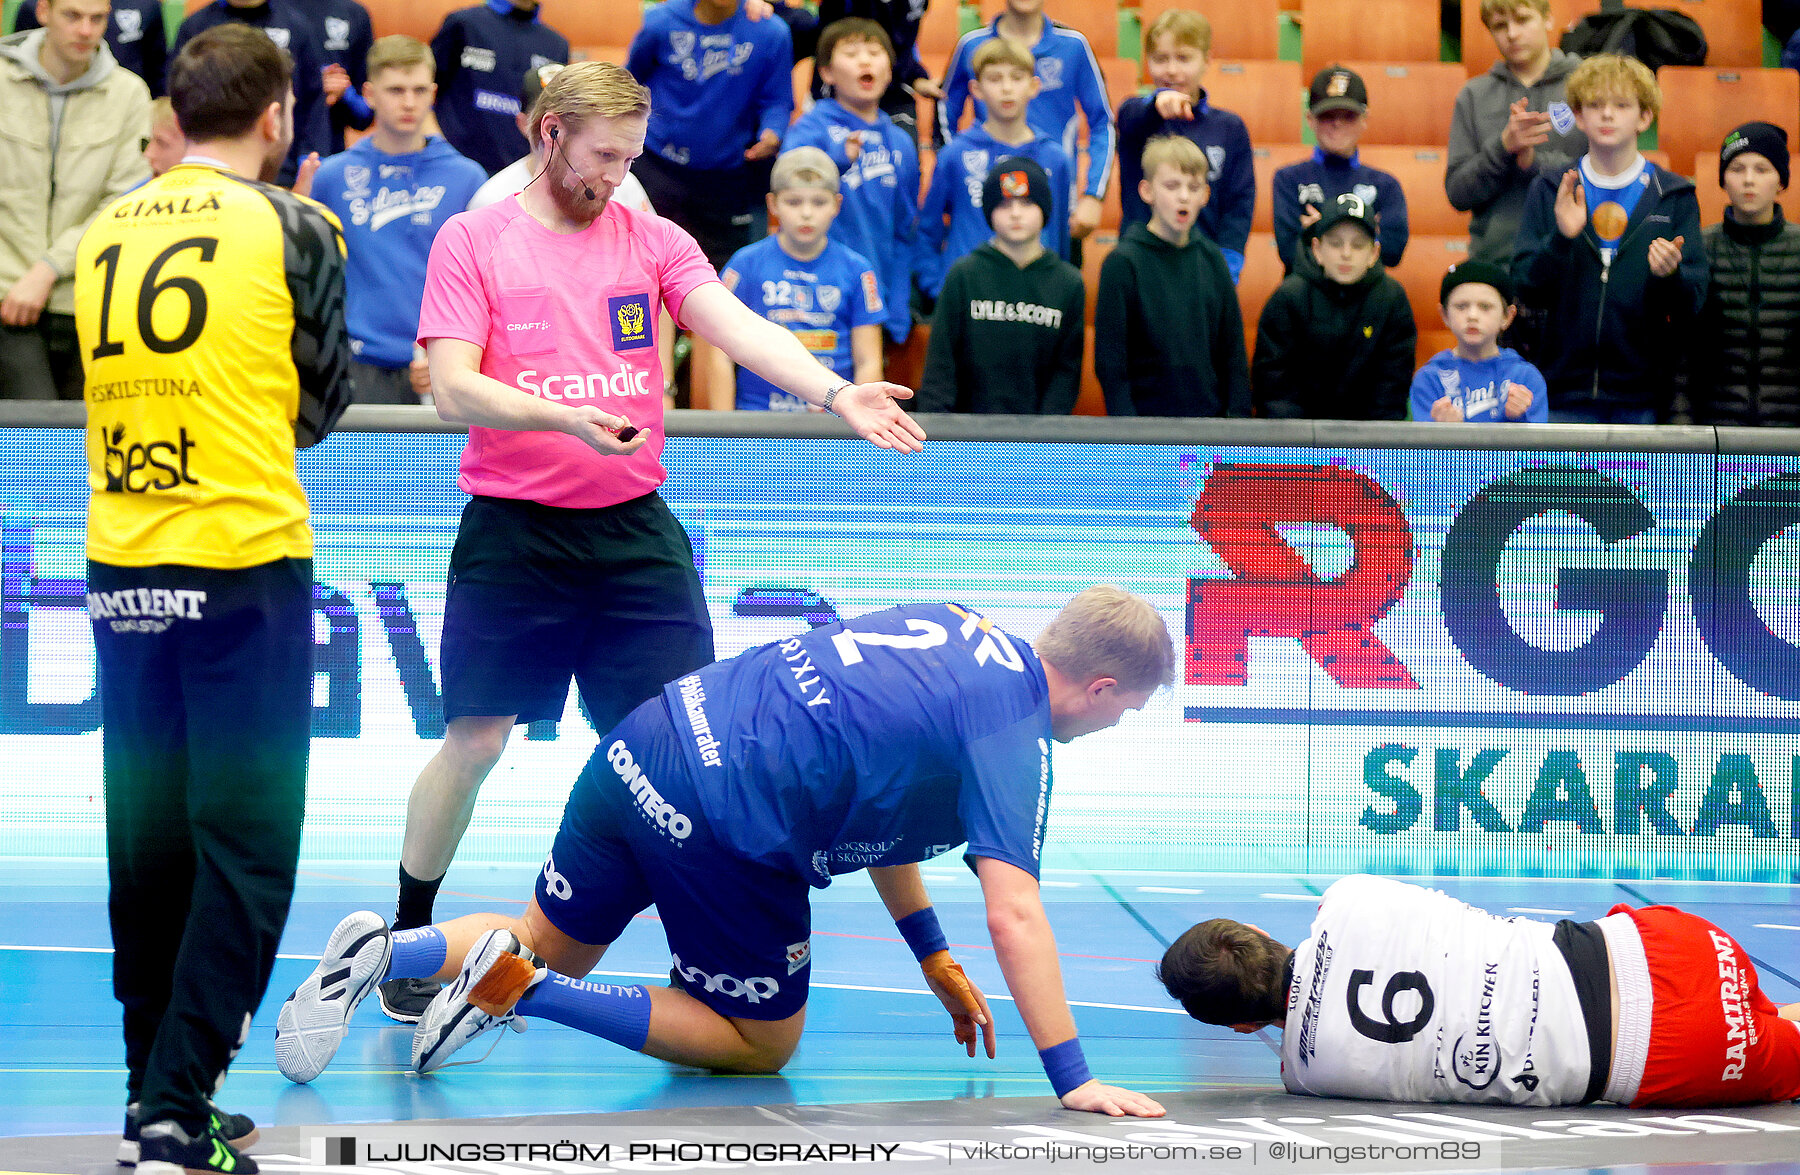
[1060,1080,1167,1118]
[832,382,928,454]
[563,406,650,456]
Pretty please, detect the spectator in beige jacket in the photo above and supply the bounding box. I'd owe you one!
[0,0,151,399]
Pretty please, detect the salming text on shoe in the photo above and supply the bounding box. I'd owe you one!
[410,929,539,1074]
[274,910,392,1083]
[121,1103,259,1166]
[137,1120,257,1175]
[376,974,442,1024]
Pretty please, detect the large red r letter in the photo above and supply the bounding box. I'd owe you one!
[1188,463,1420,689]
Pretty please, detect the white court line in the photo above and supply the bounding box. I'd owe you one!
[1138,887,1204,895]
[1754,923,1800,931]
[0,946,1187,1016]
[1260,893,1319,901]
[1509,907,1575,916]
[1040,881,1080,888]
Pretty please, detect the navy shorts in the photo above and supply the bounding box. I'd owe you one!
[534,700,813,1021]
[440,492,714,727]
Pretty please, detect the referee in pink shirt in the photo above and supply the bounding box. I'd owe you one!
[377,60,927,1021]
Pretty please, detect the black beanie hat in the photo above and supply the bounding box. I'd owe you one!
[1720,121,1790,189]
[982,156,1056,228]
[1440,260,1515,307]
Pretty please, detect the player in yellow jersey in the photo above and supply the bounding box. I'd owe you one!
[75,23,353,1175]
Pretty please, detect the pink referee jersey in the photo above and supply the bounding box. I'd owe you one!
[417,196,719,510]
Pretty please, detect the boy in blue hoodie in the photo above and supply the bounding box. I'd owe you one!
[938,0,1113,250]
[1411,261,1548,421]
[627,0,792,268]
[918,36,1071,297]
[1513,54,1706,423]
[312,35,486,403]
[784,17,919,342]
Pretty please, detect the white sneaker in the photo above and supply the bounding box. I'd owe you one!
[274,911,392,1083]
[410,928,538,1074]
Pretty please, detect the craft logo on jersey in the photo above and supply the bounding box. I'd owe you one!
[610,294,653,351]
[100,424,198,494]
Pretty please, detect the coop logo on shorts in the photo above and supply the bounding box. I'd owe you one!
[786,940,811,975]
[672,953,779,1004]
[609,294,654,352]
[607,739,693,841]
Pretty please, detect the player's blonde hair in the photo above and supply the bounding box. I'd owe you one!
[1479,0,1551,27]
[1566,53,1661,118]
[1034,586,1174,692]
[1144,9,1212,58]
[1141,134,1210,183]
[367,34,433,80]
[526,60,651,148]
[149,95,175,127]
[972,37,1034,78]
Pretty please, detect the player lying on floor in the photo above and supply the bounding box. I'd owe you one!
[1159,875,1800,1107]
[276,588,1170,1117]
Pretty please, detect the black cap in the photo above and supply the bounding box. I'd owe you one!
[1440,260,1514,306]
[1308,65,1367,115]
[982,156,1056,228]
[1720,121,1790,189]
[1307,192,1378,241]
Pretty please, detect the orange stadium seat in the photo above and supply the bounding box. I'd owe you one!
[1342,61,1467,147]
[548,3,635,49]
[980,0,1120,56]
[1237,231,1288,351]
[1207,60,1304,144]
[1077,327,1107,413]
[1654,67,1800,182]
[1137,0,1283,62]
[570,45,630,66]
[918,0,965,55]
[1081,230,1114,323]
[1100,55,1141,106]
[1300,0,1440,79]
[1358,146,1470,236]
[1250,142,1310,233]
[383,0,462,43]
[1390,235,1473,330]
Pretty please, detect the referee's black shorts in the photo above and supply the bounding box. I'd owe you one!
[440,491,714,731]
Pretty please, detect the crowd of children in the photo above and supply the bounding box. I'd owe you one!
[15,0,1798,425]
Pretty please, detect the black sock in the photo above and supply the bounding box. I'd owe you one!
[394,864,444,932]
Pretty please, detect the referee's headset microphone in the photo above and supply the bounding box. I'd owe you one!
[546,125,596,201]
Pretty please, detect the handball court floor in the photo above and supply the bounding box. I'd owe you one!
[6,861,1800,1175]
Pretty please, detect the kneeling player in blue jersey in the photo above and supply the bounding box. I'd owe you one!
[276,587,1172,1117]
